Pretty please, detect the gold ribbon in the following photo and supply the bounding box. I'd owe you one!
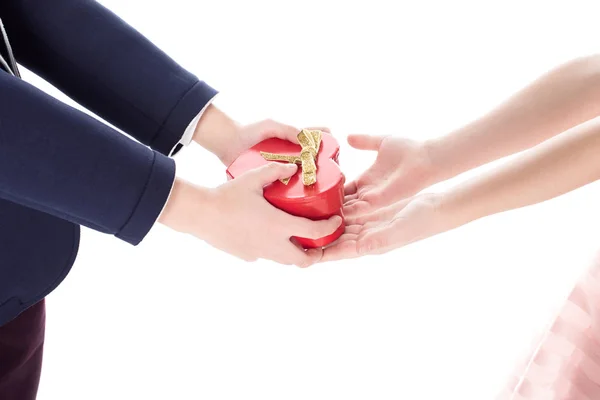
[260,129,322,185]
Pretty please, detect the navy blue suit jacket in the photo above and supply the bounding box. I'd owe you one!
[0,0,217,326]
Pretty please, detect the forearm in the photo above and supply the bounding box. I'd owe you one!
[191,103,240,161]
[0,70,174,246]
[189,103,302,166]
[441,116,600,226]
[0,0,217,156]
[426,54,600,182]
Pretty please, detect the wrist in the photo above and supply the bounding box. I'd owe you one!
[422,137,459,185]
[158,178,212,235]
[192,104,241,163]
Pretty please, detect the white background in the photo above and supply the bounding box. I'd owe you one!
[26,0,600,399]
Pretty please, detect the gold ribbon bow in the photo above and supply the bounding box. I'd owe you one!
[260,129,322,185]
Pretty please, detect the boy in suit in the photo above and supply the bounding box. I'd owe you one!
[0,1,339,399]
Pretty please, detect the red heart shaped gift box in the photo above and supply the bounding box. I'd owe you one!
[226,131,345,248]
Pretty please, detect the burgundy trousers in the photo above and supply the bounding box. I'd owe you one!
[0,300,45,400]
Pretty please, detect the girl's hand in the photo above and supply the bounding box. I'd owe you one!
[343,135,436,218]
[322,193,450,261]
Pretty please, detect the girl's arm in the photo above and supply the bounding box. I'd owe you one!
[344,54,600,217]
[442,115,600,226]
[427,54,600,183]
[324,115,600,259]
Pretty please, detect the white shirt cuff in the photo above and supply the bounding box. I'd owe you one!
[158,93,217,223]
[168,93,218,157]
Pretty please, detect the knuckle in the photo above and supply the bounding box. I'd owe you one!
[259,163,279,177]
[267,162,281,171]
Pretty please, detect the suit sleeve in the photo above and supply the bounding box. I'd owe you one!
[0,71,175,245]
[0,0,218,156]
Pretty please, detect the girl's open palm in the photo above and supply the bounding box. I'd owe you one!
[322,193,446,262]
[343,135,435,218]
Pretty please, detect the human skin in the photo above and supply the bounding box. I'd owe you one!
[323,54,600,260]
[159,104,340,267]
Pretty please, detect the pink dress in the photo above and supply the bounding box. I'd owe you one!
[498,252,600,399]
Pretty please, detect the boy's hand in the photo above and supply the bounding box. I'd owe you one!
[192,104,329,166]
[159,163,341,267]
